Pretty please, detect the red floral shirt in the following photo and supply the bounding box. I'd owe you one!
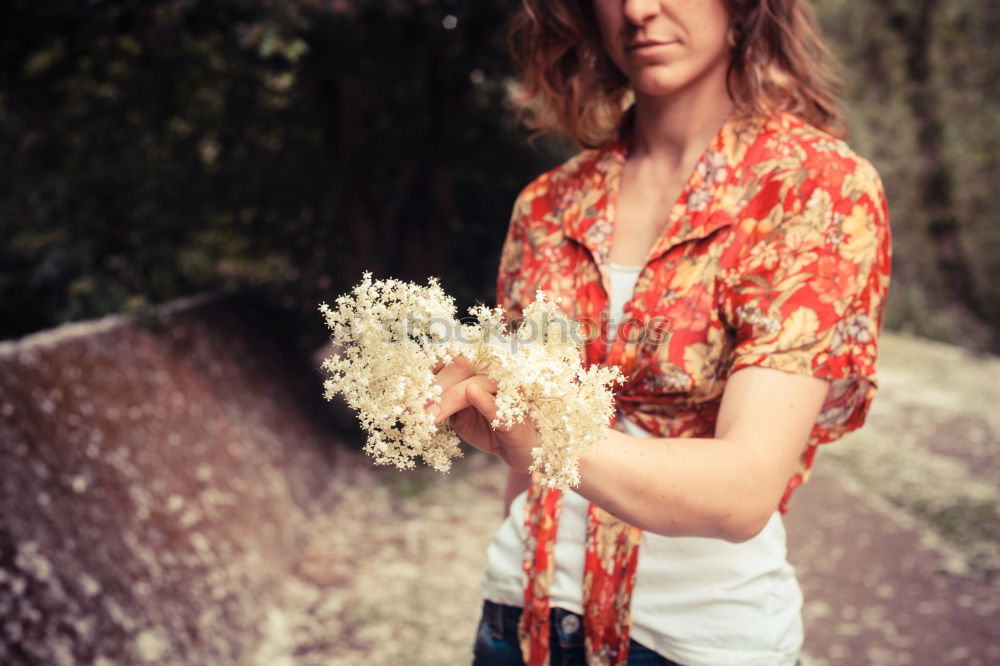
[496,112,891,665]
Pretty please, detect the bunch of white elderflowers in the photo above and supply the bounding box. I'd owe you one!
[319,273,624,489]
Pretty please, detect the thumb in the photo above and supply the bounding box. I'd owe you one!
[469,382,534,439]
[466,380,499,423]
[467,382,537,475]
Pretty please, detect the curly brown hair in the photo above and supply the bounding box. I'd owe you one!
[508,0,844,148]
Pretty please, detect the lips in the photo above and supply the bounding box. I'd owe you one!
[626,39,678,52]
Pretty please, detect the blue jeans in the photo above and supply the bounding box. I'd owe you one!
[471,600,681,666]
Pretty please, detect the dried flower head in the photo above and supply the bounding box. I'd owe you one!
[319,274,624,489]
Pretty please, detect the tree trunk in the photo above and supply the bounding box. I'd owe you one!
[880,0,987,329]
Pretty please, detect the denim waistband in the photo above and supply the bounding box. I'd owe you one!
[482,600,587,650]
[482,599,527,641]
[479,600,689,665]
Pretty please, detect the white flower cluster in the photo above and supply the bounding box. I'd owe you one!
[319,273,461,473]
[319,273,624,489]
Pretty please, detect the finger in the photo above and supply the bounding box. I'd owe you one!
[465,382,498,423]
[467,383,536,440]
[425,356,476,416]
[433,357,476,389]
[435,374,499,424]
[465,384,537,474]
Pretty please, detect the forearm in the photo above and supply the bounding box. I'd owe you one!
[575,429,792,542]
[435,366,824,539]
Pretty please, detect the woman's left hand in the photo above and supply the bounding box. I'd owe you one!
[428,357,539,474]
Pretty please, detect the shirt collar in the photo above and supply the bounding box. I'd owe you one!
[562,113,769,273]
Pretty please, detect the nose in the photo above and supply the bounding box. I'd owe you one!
[622,0,659,26]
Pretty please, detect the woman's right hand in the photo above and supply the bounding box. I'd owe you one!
[428,356,539,475]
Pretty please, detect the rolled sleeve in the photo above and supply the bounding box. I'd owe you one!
[723,160,891,446]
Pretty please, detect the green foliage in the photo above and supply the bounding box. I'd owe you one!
[2,0,998,351]
[0,0,559,343]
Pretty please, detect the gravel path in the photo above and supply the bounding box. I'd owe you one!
[269,449,508,666]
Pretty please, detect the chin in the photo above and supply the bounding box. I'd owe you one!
[630,74,686,98]
[623,53,730,102]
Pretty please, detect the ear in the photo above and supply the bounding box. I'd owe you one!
[727,20,741,49]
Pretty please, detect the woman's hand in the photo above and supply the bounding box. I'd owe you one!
[428,356,539,474]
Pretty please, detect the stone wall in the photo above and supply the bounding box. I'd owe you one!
[0,296,341,665]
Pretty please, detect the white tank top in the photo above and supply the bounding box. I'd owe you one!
[479,262,803,666]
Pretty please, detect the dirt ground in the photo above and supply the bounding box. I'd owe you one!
[260,449,507,666]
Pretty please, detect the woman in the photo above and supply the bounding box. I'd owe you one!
[431,1,891,664]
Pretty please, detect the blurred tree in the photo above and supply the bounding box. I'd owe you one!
[816,0,1000,349]
[879,0,979,319]
[1,0,998,351]
[0,0,559,345]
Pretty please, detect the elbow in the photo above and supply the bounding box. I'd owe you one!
[719,507,772,544]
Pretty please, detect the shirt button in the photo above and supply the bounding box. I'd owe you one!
[560,613,581,635]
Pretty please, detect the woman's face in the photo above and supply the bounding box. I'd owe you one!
[592,0,733,99]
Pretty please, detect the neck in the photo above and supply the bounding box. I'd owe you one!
[628,67,735,169]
